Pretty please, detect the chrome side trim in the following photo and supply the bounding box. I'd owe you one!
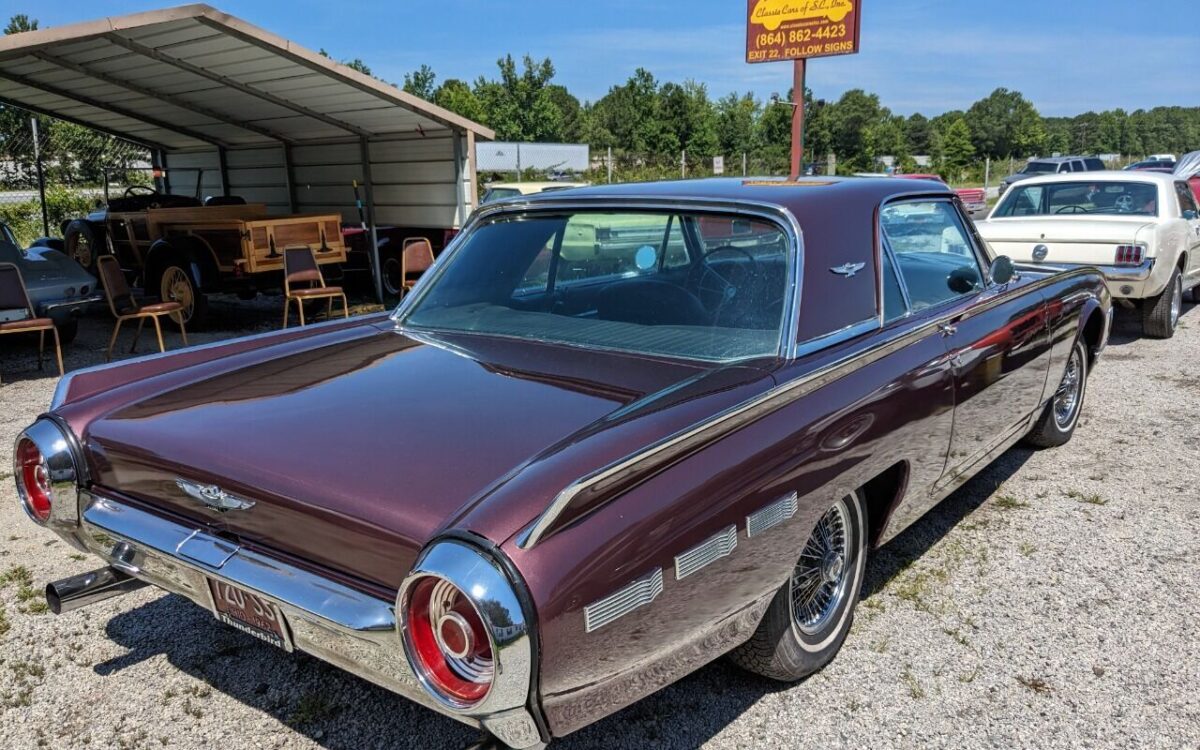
[583,568,664,633]
[746,492,799,538]
[675,525,737,580]
[518,267,1101,549]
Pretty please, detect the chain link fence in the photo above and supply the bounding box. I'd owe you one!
[0,110,151,245]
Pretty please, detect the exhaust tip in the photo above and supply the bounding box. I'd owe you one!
[45,583,64,616]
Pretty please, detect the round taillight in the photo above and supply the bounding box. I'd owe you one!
[405,576,494,707]
[16,438,52,523]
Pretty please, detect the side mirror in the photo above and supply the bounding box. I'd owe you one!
[947,266,981,294]
[991,255,1016,285]
[1184,209,1198,220]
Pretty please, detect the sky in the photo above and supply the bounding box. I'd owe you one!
[16,0,1200,117]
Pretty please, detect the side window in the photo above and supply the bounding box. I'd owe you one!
[1175,182,1199,216]
[1086,158,1105,171]
[881,201,985,311]
[1071,160,1085,172]
[1058,163,1071,173]
[880,245,908,322]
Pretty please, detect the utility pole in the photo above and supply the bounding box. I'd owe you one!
[607,146,613,184]
[31,117,49,237]
[789,60,807,180]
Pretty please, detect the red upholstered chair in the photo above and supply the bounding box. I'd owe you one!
[283,246,348,328]
[0,263,63,383]
[401,238,435,295]
[97,255,187,362]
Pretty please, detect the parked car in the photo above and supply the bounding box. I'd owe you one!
[481,181,589,204]
[0,224,99,343]
[1000,156,1106,195]
[18,178,1111,749]
[895,173,988,215]
[977,171,1200,337]
[1124,159,1176,171]
[62,187,347,327]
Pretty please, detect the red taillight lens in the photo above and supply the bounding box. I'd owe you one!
[1114,245,1143,265]
[406,576,494,706]
[16,438,52,523]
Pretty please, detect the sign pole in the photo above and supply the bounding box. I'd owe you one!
[790,59,807,180]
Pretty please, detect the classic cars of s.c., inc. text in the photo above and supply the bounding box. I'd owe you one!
[15,177,1111,748]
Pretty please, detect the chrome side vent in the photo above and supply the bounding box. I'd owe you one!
[746,491,799,538]
[584,568,664,633]
[675,526,737,580]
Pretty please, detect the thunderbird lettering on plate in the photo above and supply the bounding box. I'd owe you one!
[208,579,292,651]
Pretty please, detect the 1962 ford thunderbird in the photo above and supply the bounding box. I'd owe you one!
[16,178,1110,748]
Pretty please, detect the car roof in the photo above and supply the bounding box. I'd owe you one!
[1026,155,1101,163]
[485,182,589,192]
[1004,170,1177,186]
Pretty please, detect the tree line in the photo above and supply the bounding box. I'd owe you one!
[399,56,1200,178]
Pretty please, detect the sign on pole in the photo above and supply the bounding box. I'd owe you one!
[745,0,862,63]
[713,156,725,175]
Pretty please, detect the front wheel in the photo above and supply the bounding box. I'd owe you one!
[730,490,868,681]
[1142,267,1182,339]
[158,263,207,329]
[1025,338,1088,449]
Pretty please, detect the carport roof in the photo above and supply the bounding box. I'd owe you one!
[0,4,495,152]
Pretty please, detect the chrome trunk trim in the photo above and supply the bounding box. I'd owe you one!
[746,492,799,538]
[583,568,664,633]
[675,525,737,580]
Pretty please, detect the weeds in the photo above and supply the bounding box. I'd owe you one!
[1067,489,1108,506]
[1019,542,1036,557]
[902,667,926,699]
[290,692,338,725]
[1016,675,1053,694]
[994,495,1030,510]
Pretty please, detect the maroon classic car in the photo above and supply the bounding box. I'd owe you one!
[16,178,1110,748]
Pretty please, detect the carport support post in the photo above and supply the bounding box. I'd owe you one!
[30,117,49,237]
[217,146,230,197]
[359,137,383,304]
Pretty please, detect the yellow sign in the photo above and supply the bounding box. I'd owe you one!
[750,0,854,31]
[746,0,861,63]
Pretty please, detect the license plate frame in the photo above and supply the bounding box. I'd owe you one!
[206,578,293,652]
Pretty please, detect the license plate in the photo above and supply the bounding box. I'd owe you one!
[207,578,292,652]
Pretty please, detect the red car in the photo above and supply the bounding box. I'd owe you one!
[895,173,988,215]
[17,178,1111,748]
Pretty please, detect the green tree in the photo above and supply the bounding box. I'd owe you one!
[716,93,758,156]
[964,88,1045,159]
[905,113,932,155]
[4,13,35,34]
[660,80,718,156]
[474,55,563,141]
[433,79,484,123]
[546,85,583,141]
[403,64,436,100]
[941,118,975,178]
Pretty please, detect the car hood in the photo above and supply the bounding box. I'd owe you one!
[79,323,770,590]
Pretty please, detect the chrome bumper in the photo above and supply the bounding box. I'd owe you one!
[1020,258,1155,290]
[39,294,104,314]
[60,490,543,748]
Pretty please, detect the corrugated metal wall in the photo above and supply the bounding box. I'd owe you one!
[162,131,473,229]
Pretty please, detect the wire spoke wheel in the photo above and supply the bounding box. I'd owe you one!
[71,234,92,268]
[160,266,195,324]
[790,499,851,636]
[1053,347,1083,429]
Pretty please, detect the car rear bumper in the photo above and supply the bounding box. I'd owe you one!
[55,490,543,748]
[1021,259,1156,298]
[39,294,104,319]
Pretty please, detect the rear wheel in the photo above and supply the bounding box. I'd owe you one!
[730,491,868,681]
[157,263,207,329]
[1142,268,1182,339]
[54,319,79,346]
[63,220,100,274]
[381,251,404,296]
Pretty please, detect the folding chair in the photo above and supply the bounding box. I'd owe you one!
[97,255,187,362]
[401,238,435,296]
[282,246,349,328]
[0,263,63,383]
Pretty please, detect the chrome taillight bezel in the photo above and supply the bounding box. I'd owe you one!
[13,419,81,528]
[397,539,533,717]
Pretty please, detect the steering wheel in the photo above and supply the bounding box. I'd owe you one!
[688,245,760,325]
[1054,205,1089,214]
[124,185,158,197]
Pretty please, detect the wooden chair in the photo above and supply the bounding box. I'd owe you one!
[283,246,349,328]
[97,255,187,362]
[0,263,63,383]
[401,238,435,295]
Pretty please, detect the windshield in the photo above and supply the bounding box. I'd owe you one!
[1020,162,1058,175]
[482,188,522,204]
[993,181,1160,218]
[402,210,791,362]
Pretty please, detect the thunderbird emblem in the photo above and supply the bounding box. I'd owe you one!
[175,479,255,512]
[830,262,866,278]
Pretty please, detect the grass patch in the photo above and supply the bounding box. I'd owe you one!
[1019,542,1036,557]
[0,565,33,588]
[0,606,9,637]
[902,667,926,699]
[290,692,338,725]
[871,638,890,654]
[942,627,970,646]
[1016,675,1053,694]
[68,554,87,562]
[994,495,1030,510]
[1066,489,1108,506]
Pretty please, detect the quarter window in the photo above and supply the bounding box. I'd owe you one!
[881,201,984,311]
[1175,182,1199,216]
[880,246,907,322]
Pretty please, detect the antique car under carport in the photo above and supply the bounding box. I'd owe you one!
[16,178,1110,748]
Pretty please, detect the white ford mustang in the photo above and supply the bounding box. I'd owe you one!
[976,170,1200,338]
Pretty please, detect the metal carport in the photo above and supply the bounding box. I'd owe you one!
[0,3,494,300]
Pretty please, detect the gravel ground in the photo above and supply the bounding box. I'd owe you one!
[0,299,1198,750]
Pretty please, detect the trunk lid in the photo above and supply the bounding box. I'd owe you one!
[83,327,724,590]
[978,217,1154,264]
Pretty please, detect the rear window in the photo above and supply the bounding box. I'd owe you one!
[1021,162,1058,174]
[994,181,1160,218]
[1085,158,1105,170]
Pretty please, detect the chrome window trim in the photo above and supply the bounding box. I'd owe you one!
[880,235,913,321]
[390,196,805,362]
[518,266,1097,549]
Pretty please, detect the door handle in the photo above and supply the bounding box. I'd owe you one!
[938,323,957,337]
